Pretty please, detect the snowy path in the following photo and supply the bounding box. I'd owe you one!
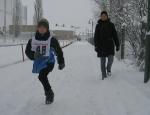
[0,42,150,115]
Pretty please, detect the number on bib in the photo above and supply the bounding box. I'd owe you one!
[36,46,40,53]
[36,45,47,55]
[42,46,46,55]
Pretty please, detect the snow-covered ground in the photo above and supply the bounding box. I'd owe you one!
[0,45,25,67]
[0,42,150,115]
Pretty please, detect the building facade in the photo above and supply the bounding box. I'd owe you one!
[0,0,27,33]
[53,30,75,40]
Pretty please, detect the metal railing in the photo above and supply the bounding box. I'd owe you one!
[0,40,74,69]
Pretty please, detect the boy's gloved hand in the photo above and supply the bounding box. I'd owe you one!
[58,63,65,70]
[34,52,43,59]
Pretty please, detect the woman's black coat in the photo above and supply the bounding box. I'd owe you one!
[94,19,120,57]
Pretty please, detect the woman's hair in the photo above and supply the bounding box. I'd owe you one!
[100,11,108,17]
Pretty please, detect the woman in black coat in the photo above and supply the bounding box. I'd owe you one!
[94,11,120,80]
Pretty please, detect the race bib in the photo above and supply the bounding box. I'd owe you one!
[31,36,52,57]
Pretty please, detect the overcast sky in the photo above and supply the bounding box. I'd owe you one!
[22,0,94,31]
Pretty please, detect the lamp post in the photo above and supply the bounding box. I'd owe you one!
[121,24,126,60]
[4,0,7,41]
[144,0,150,83]
[88,19,94,38]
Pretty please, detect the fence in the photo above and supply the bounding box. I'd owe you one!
[0,40,74,69]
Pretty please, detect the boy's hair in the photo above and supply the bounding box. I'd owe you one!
[38,18,49,30]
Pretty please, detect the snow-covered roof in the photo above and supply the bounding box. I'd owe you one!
[51,26,74,31]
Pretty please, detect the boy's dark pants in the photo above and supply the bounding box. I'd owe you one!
[38,64,54,95]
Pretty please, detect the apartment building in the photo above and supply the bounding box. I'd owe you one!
[0,0,27,33]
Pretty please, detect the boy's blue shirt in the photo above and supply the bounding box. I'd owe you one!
[32,48,56,74]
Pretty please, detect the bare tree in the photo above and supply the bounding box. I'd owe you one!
[33,0,43,25]
[13,0,22,38]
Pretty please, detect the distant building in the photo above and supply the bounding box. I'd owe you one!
[52,26,76,40]
[0,0,27,33]
[9,25,76,40]
[52,30,75,40]
[9,25,36,34]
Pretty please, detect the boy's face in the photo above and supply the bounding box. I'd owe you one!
[37,26,47,34]
[101,14,108,21]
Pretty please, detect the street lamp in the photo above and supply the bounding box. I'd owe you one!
[88,19,94,38]
[144,0,150,83]
[4,0,7,41]
[121,23,127,60]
